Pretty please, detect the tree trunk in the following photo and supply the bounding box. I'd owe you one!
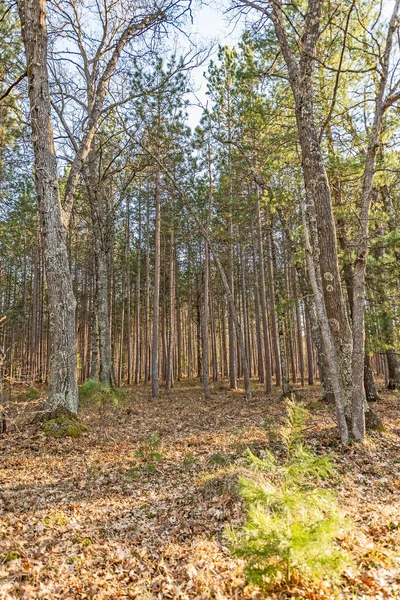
[18,0,78,415]
[256,195,272,392]
[364,354,380,402]
[151,167,161,397]
[166,227,175,391]
[135,199,141,385]
[202,236,211,399]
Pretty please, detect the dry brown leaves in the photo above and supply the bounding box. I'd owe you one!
[0,381,399,599]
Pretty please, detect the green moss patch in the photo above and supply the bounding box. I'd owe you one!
[43,415,88,438]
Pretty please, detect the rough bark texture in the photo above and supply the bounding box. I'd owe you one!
[18,0,78,415]
[270,0,353,422]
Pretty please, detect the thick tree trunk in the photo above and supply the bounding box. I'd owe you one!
[271,0,352,418]
[18,0,78,415]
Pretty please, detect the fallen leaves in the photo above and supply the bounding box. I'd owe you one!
[0,381,399,599]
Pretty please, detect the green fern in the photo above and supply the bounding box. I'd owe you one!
[227,398,353,588]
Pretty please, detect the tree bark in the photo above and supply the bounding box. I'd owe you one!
[18,0,78,415]
[151,167,161,397]
[256,194,272,392]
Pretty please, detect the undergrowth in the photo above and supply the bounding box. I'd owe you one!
[227,398,353,589]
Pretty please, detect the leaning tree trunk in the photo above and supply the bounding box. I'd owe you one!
[17,0,78,415]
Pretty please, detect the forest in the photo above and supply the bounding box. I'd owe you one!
[1,0,400,597]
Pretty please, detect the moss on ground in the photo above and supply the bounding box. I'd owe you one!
[43,415,88,438]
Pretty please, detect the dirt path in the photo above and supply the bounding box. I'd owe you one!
[1,382,399,599]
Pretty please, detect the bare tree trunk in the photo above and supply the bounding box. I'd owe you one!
[175,254,182,382]
[135,199,142,385]
[269,222,291,396]
[295,293,305,387]
[18,0,78,415]
[256,195,272,392]
[151,167,161,397]
[270,0,353,415]
[210,286,218,381]
[304,302,314,385]
[351,0,399,439]
[202,235,211,398]
[144,196,150,384]
[118,271,125,387]
[126,198,132,385]
[364,354,380,402]
[301,202,349,443]
[252,236,264,383]
[187,279,192,381]
[166,227,175,391]
[227,221,237,390]
[0,348,6,434]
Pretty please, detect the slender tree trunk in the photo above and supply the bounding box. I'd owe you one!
[144,195,150,384]
[295,294,305,387]
[304,303,314,385]
[151,167,161,397]
[175,254,182,382]
[135,199,142,384]
[256,194,272,392]
[126,198,132,385]
[252,236,264,383]
[166,227,175,391]
[0,348,6,433]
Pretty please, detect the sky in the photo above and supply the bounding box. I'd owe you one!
[176,3,243,129]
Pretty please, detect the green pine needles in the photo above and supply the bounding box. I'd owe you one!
[227,398,353,588]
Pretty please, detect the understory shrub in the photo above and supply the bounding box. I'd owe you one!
[135,431,164,465]
[79,379,121,407]
[227,399,353,588]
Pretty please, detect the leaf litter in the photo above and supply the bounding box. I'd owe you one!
[0,381,399,599]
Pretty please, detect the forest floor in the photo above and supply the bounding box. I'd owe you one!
[1,380,400,599]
